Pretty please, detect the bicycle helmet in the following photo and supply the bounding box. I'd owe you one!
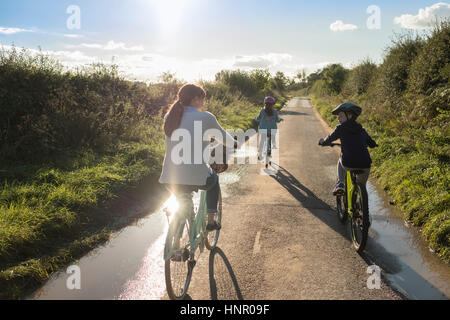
[332,102,362,118]
[264,96,276,105]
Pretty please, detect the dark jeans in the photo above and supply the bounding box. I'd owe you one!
[164,171,220,214]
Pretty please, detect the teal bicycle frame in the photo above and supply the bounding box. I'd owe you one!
[164,190,209,262]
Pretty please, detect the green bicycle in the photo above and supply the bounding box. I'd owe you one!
[324,143,370,253]
[163,188,222,300]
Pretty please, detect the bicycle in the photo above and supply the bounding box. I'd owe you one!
[258,131,272,168]
[320,142,370,253]
[265,132,273,168]
[163,188,222,300]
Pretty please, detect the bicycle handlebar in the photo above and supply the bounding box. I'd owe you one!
[318,141,341,147]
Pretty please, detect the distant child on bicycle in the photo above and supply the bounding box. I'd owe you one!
[254,96,283,161]
[318,103,378,195]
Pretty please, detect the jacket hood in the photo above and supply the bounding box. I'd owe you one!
[342,120,363,135]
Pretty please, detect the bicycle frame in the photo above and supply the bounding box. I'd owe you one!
[346,170,354,216]
[189,190,208,257]
[164,190,208,261]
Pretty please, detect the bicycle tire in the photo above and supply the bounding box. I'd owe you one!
[350,183,369,253]
[164,217,193,300]
[336,195,348,224]
[205,189,222,250]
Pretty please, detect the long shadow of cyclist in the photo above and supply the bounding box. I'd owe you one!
[208,247,243,300]
[269,163,348,238]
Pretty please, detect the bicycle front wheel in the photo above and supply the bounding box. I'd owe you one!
[350,184,369,253]
[164,217,193,300]
[205,189,222,250]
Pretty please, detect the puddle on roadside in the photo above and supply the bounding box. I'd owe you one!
[30,165,246,300]
[366,182,449,300]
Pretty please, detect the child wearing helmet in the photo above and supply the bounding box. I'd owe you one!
[254,96,283,161]
[319,102,378,195]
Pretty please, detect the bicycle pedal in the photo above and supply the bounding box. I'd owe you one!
[171,248,189,262]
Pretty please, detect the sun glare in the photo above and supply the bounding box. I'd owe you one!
[151,0,190,34]
[164,194,179,214]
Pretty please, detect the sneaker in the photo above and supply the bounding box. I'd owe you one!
[333,182,345,196]
[206,221,222,231]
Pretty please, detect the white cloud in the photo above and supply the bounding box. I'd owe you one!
[63,34,83,39]
[0,26,33,35]
[233,53,293,69]
[67,40,144,52]
[330,20,358,32]
[394,2,450,29]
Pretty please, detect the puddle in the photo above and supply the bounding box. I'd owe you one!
[30,156,250,300]
[367,182,450,300]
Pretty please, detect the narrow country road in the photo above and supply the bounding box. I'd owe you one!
[34,98,449,300]
[180,97,400,300]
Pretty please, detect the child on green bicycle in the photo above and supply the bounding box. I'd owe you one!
[318,103,378,195]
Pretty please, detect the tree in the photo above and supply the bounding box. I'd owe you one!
[250,69,271,91]
[270,71,288,92]
[321,64,348,94]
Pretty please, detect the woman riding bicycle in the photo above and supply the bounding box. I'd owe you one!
[159,84,237,231]
[254,96,283,161]
[318,102,378,195]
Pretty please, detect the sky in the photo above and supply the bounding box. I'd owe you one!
[1,0,449,82]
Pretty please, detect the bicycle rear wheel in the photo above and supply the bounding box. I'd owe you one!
[205,189,222,250]
[164,216,193,300]
[336,194,348,224]
[350,184,369,253]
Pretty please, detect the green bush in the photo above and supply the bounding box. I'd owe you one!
[343,59,378,96]
[215,69,258,97]
[376,34,424,100]
[408,22,450,95]
[321,64,348,95]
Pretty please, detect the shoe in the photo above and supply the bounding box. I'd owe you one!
[206,221,222,231]
[333,182,345,196]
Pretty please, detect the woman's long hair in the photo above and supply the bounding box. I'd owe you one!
[264,103,274,117]
[163,84,206,137]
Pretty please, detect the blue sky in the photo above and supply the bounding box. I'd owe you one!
[1,0,449,81]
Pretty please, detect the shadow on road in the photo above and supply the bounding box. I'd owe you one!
[208,247,243,300]
[270,164,348,239]
[279,110,309,116]
[269,164,448,300]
